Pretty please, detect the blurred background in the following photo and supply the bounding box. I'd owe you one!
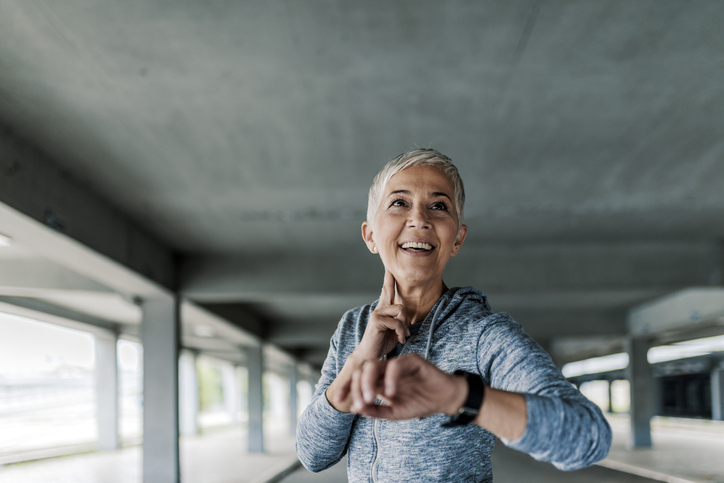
[0,1,723,482]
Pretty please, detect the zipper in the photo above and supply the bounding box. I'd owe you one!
[371,353,388,483]
[372,418,381,483]
[369,295,446,482]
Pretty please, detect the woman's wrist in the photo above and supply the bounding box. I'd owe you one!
[326,352,367,412]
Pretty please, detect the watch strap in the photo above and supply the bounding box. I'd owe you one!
[441,370,485,427]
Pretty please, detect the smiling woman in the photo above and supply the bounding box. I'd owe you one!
[361,165,467,300]
[295,149,612,482]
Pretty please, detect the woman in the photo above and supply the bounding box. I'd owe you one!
[296,149,611,482]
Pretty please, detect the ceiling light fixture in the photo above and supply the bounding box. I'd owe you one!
[0,233,13,247]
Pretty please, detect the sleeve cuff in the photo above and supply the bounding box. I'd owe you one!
[501,393,557,453]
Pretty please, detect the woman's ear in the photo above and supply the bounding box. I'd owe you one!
[450,224,468,257]
[361,221,377,254]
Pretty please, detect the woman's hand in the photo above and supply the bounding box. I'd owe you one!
[350,354,466,420]
[353,269,410,362]
[325,269,410,413]
[348,354,528,441]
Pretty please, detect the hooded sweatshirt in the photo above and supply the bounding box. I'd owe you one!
[296,287,612,482]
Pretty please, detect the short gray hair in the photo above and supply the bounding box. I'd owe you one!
[366,149,465,227]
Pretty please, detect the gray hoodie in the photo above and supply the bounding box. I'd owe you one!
[296,287,612,482]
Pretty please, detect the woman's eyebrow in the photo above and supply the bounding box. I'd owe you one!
[431,191,452,201]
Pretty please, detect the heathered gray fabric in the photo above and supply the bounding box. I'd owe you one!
[296,287,612,482]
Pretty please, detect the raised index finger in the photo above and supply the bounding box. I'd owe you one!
[379,268,396,308]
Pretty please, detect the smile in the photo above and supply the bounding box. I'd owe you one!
[399,241,434,252]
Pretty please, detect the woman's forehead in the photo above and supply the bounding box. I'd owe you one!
[384,165,454,196]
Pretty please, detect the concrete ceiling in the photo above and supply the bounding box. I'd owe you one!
[0,1,723,368]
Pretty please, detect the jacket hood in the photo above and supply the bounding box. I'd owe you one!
[422,286,492,359]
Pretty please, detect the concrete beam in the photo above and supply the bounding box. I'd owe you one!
[0,296,122,336]
[0,259,114,293]
[0,128,174,295]
[196,303,266,339]
[510,310,626,339]
[181,301,260,348]
[264,343,296,375]
[181,336,247,355]
[292,348,331,369]
[181,242,720,301]
[551,336,624,366]
[267,321,339,347]
[628,287,724,340]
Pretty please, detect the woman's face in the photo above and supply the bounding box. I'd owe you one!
[362,165,467,288]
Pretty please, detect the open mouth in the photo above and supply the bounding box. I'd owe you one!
[399,241,435,252]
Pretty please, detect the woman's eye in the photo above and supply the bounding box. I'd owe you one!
[431,202,449,211]
[390,199,407,207]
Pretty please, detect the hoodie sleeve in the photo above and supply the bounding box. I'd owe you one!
[476,313,612,471]
[295,316,358,473]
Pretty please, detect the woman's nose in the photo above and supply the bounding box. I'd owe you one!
[407,205,431,229]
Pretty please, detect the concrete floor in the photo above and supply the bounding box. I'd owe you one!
[0,424,298,483]
[280,446,659,483]
[0,415,723,483]
[282,415,724,483]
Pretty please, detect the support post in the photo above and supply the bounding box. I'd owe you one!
[625,336,653,448]
[95,331,119,450]
[712,366,724,421]
[179,350,199,436]
[247,346,264,452]
[222,363,241,424]
[142,295,180,483]
[289,363,298,436]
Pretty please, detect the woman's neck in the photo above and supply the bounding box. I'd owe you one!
[394,279,448,324]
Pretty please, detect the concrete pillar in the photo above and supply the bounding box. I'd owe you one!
[712,367,724,421]
[289,363,298,436]
[247,346,264,453]
[625,336,653,448]
[95,331,119,450]
[222,363,241,424]
[142,295,180,483]
[179,350,199,436]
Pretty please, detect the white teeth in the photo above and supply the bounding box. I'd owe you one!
[401,242,433,251]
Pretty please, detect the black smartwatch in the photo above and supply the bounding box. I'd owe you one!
[441,370,485,427]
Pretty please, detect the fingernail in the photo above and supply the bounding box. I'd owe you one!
[364,389,373,403]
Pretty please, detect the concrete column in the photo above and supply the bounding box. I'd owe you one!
[289,363,298,436]
[625,336,653,448]
[247,346,264,452]
[142,295,180,483]
[179,350,199,436]
[95,331,119,450]
[222,363,241,424]
[712,367,724,421]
